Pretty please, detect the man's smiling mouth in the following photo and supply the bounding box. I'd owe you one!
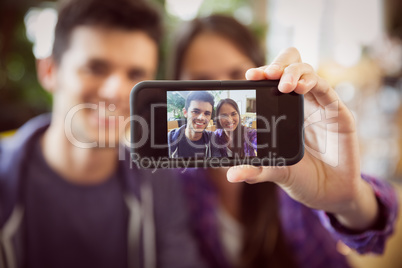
[192,120,206,129]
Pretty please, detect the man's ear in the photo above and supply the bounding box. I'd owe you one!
[36,57,57,93]
[183,107,187,118]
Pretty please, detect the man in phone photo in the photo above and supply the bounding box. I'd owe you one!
[168,91,221,158]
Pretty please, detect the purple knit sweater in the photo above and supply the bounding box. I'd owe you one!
[181,169,398,268]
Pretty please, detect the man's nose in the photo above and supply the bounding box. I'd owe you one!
[197,113,206,120]
[98,73,130,100]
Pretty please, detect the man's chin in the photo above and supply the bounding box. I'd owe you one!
[190,124,206,131]
[189,128,206,134]
[68,127,122,149]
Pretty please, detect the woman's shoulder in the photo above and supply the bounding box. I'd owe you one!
[213,128,225,140]
[214,128,224,135]
[244,127,257,137]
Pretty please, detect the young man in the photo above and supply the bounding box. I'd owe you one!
[168,91,220,158]
[0,0,204,268]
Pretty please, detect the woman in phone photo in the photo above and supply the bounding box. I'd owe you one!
[214,98,257,157]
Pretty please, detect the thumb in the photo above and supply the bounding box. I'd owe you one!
[227,165,289,184]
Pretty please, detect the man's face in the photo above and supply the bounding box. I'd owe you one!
[52,26,158,146]
[183,100,212,133]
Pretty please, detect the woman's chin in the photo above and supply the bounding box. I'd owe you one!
[224,125,237,131]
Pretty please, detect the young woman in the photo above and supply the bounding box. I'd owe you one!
[170,15,398,268]
[214,98,257,157]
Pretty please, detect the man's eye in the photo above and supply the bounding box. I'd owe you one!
[129,69,147,81]
[87,64,108,75]
[192,111,200,114]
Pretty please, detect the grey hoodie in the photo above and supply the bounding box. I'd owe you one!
[0,114,205,268]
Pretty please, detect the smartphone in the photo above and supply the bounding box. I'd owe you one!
[130,80,304,168]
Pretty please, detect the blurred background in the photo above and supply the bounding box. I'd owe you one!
[1,0,402,266]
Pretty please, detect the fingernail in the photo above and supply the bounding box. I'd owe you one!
[226,169,239,182]
[245,69,255,80]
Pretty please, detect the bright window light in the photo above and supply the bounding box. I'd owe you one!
[24,7,57,59]
[166,0,204,20]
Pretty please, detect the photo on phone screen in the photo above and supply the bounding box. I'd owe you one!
[167,89,259,159]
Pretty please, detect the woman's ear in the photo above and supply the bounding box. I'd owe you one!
[36,57,57,93]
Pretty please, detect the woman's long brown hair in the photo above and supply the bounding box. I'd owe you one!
[170,14,265,80]
[240,183,296,268]
[171,14,296,267]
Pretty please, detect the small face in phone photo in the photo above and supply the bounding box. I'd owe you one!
[183,92,214,135]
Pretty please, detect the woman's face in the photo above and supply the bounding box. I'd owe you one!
[180,32,256,80]
[218,103,240,132]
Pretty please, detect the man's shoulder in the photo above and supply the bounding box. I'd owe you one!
[0,114,51,225]
[168,125,185,142]
[0,114,51,197]
[0,114,51,174]
[168,128,178,139]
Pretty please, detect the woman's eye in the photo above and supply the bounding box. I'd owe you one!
[129,69,147,81]
[230,70,245,80]
[189,74,213,80]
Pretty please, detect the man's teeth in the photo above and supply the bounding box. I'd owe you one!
[195,122,204,125]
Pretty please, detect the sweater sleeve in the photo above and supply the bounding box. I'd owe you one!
[315,174,398,254]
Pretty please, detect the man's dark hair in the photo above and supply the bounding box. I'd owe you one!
[185,91,214,111]
[52,0,163,64]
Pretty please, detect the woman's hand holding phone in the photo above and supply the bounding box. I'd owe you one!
[227,47,380,232]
